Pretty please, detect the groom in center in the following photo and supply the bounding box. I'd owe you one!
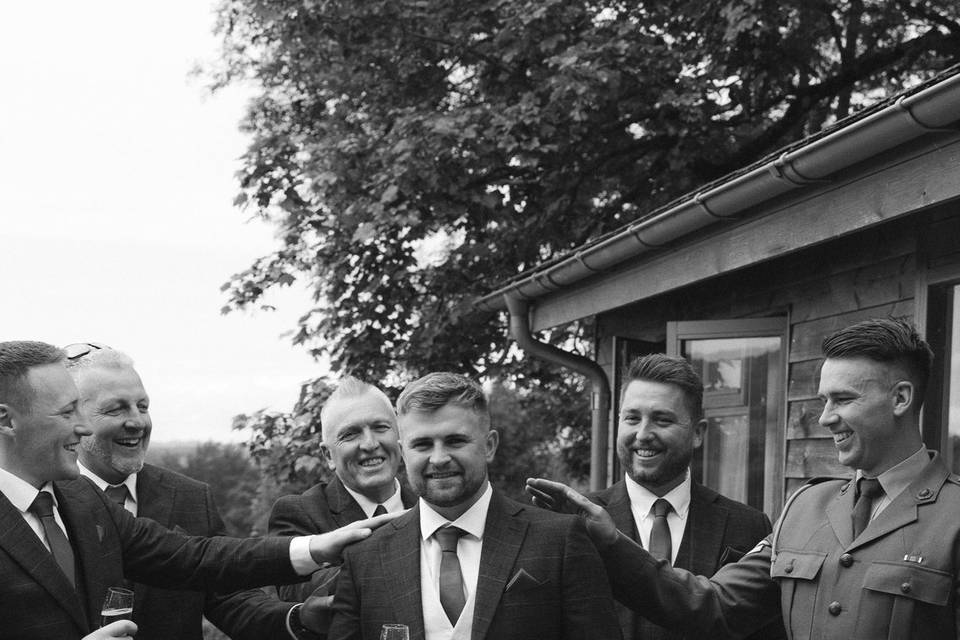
[327,372,620,640]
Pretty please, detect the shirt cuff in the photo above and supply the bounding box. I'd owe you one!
[290,536,322,575]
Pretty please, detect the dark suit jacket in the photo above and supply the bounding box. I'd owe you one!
[269,476,418,601]
[119,464,294,640]
[0,475,298,640]
[589,480,782,640]
[326,490,622,640]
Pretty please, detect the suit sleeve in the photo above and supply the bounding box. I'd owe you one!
[326,545,363,640]
[602,532,780,638]
[269,494,336,602]
[105,492,301,591]
[560,517,623,640]
[201,485,301,640]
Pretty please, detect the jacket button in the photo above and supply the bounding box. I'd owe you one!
[839,554,853,567]
[828,601,842,616]
[917,488,932,499]
[901,582,911,594]
[784,560,794,574]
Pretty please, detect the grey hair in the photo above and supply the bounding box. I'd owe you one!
[320,376,393,441]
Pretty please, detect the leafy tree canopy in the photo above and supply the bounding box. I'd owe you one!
[212,0,959,482]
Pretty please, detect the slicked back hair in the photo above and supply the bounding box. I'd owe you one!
[396,372,489,429]
[320,376,392,441]
[0,341,65,409]
[622,353,704,421]
[822,317,934,408]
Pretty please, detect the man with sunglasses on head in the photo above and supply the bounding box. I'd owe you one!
[0,340,391,640]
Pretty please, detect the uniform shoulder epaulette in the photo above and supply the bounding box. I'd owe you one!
[771,476,847,559]
[946,473,960,486]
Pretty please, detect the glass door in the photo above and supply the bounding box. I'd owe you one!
[667,318,787,516]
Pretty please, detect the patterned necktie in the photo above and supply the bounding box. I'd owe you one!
[373,504,387,517]
[435,525,467,624]
[105,484,129,508]
[648,498,673,563]
[852,477,883,538]
[29,492,76,587]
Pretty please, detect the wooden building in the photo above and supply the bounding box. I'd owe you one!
[476,68,960,520]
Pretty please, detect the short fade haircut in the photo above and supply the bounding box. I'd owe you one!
[320,376,392,441]
[396,372,489,427]
[0,341,65,409]
[822,317,934,407]
[622,353,704,420]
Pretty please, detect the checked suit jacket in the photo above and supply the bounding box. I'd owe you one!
[326,489,622,640]
[589,479,785,640]
[121,464,295,640]
[268,475,418,602]
[0,474,298,640]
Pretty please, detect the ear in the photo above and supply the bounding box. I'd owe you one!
[0,404,14,437]
[891,380,914,417]
[691,418,707,449]
[485,429,500,463]
[319,443,336,470]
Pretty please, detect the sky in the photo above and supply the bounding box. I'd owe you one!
[1,2,321,442]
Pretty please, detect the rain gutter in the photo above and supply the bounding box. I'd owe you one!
[505,295,611,491]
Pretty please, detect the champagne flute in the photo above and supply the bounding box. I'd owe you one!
[101,586,134,627]
[380,623,410,640]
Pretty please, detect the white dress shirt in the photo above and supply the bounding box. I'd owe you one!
[78,462,139,514]
[624,469,692,565]
[419,482,493,640]
[0,467,69,549]
[343,478,404,517]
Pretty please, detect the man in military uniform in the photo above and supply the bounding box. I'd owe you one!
[529,317,960,640]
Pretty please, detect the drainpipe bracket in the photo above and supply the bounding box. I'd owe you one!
[768,152,832,186]
[895,96,960,133]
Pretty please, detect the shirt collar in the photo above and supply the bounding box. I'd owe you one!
[420,481,493,542]
[624,469,692,519]
[0,466,58,512]
[859,446,929,501]
[78,461,139,505]
[342,478,402,518]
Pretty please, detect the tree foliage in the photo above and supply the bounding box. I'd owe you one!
[211,0,960,481]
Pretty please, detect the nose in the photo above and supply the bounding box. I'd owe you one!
[633,417,656,441]
[74,418,92,438]
[818,401,838,428]
[428,445,451,467]
[358,427,379,450]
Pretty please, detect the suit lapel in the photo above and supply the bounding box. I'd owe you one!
[326,477,367,527]
[51,482,106,634]
[603,482,638,541]
[826,481,856,548]
[472,492,526,640]
[381,506,426,639]
[684,483,727,575]
[132,466,173,613]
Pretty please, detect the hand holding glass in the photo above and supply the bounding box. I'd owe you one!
[380,624,410,640]
[100,586,134,627]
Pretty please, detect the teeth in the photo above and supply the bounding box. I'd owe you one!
[359,457,384,467]
[116,439,140,446]
[634,449,660,458]
[834,432,852,444]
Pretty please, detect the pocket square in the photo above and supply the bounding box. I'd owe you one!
[505,568,543,593]
[718,545,747,566]
[96,524,105,542]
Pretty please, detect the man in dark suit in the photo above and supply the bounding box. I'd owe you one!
[529,318,960,640]
[269,376,417,602]
[327,372,621,640]
[65,343,311,640]
[590,353,780,640]
[0,341,391,640]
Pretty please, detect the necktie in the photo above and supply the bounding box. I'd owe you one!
[648,498,673,563]
[373,504,387,517]
[29,492,76,587]
[435,525,467,624]
[852,477,884,538]
[105,484,129,508]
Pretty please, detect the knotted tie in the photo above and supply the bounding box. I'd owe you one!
[852,477,883,538]
[373,504,387,517]
[435,525,467,624]
[105,484,129,508]
[29,492,76,587]
[648,498,673,563]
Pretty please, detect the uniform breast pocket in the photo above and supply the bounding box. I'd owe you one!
[856,561,953,640]
[771,549,826,638]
